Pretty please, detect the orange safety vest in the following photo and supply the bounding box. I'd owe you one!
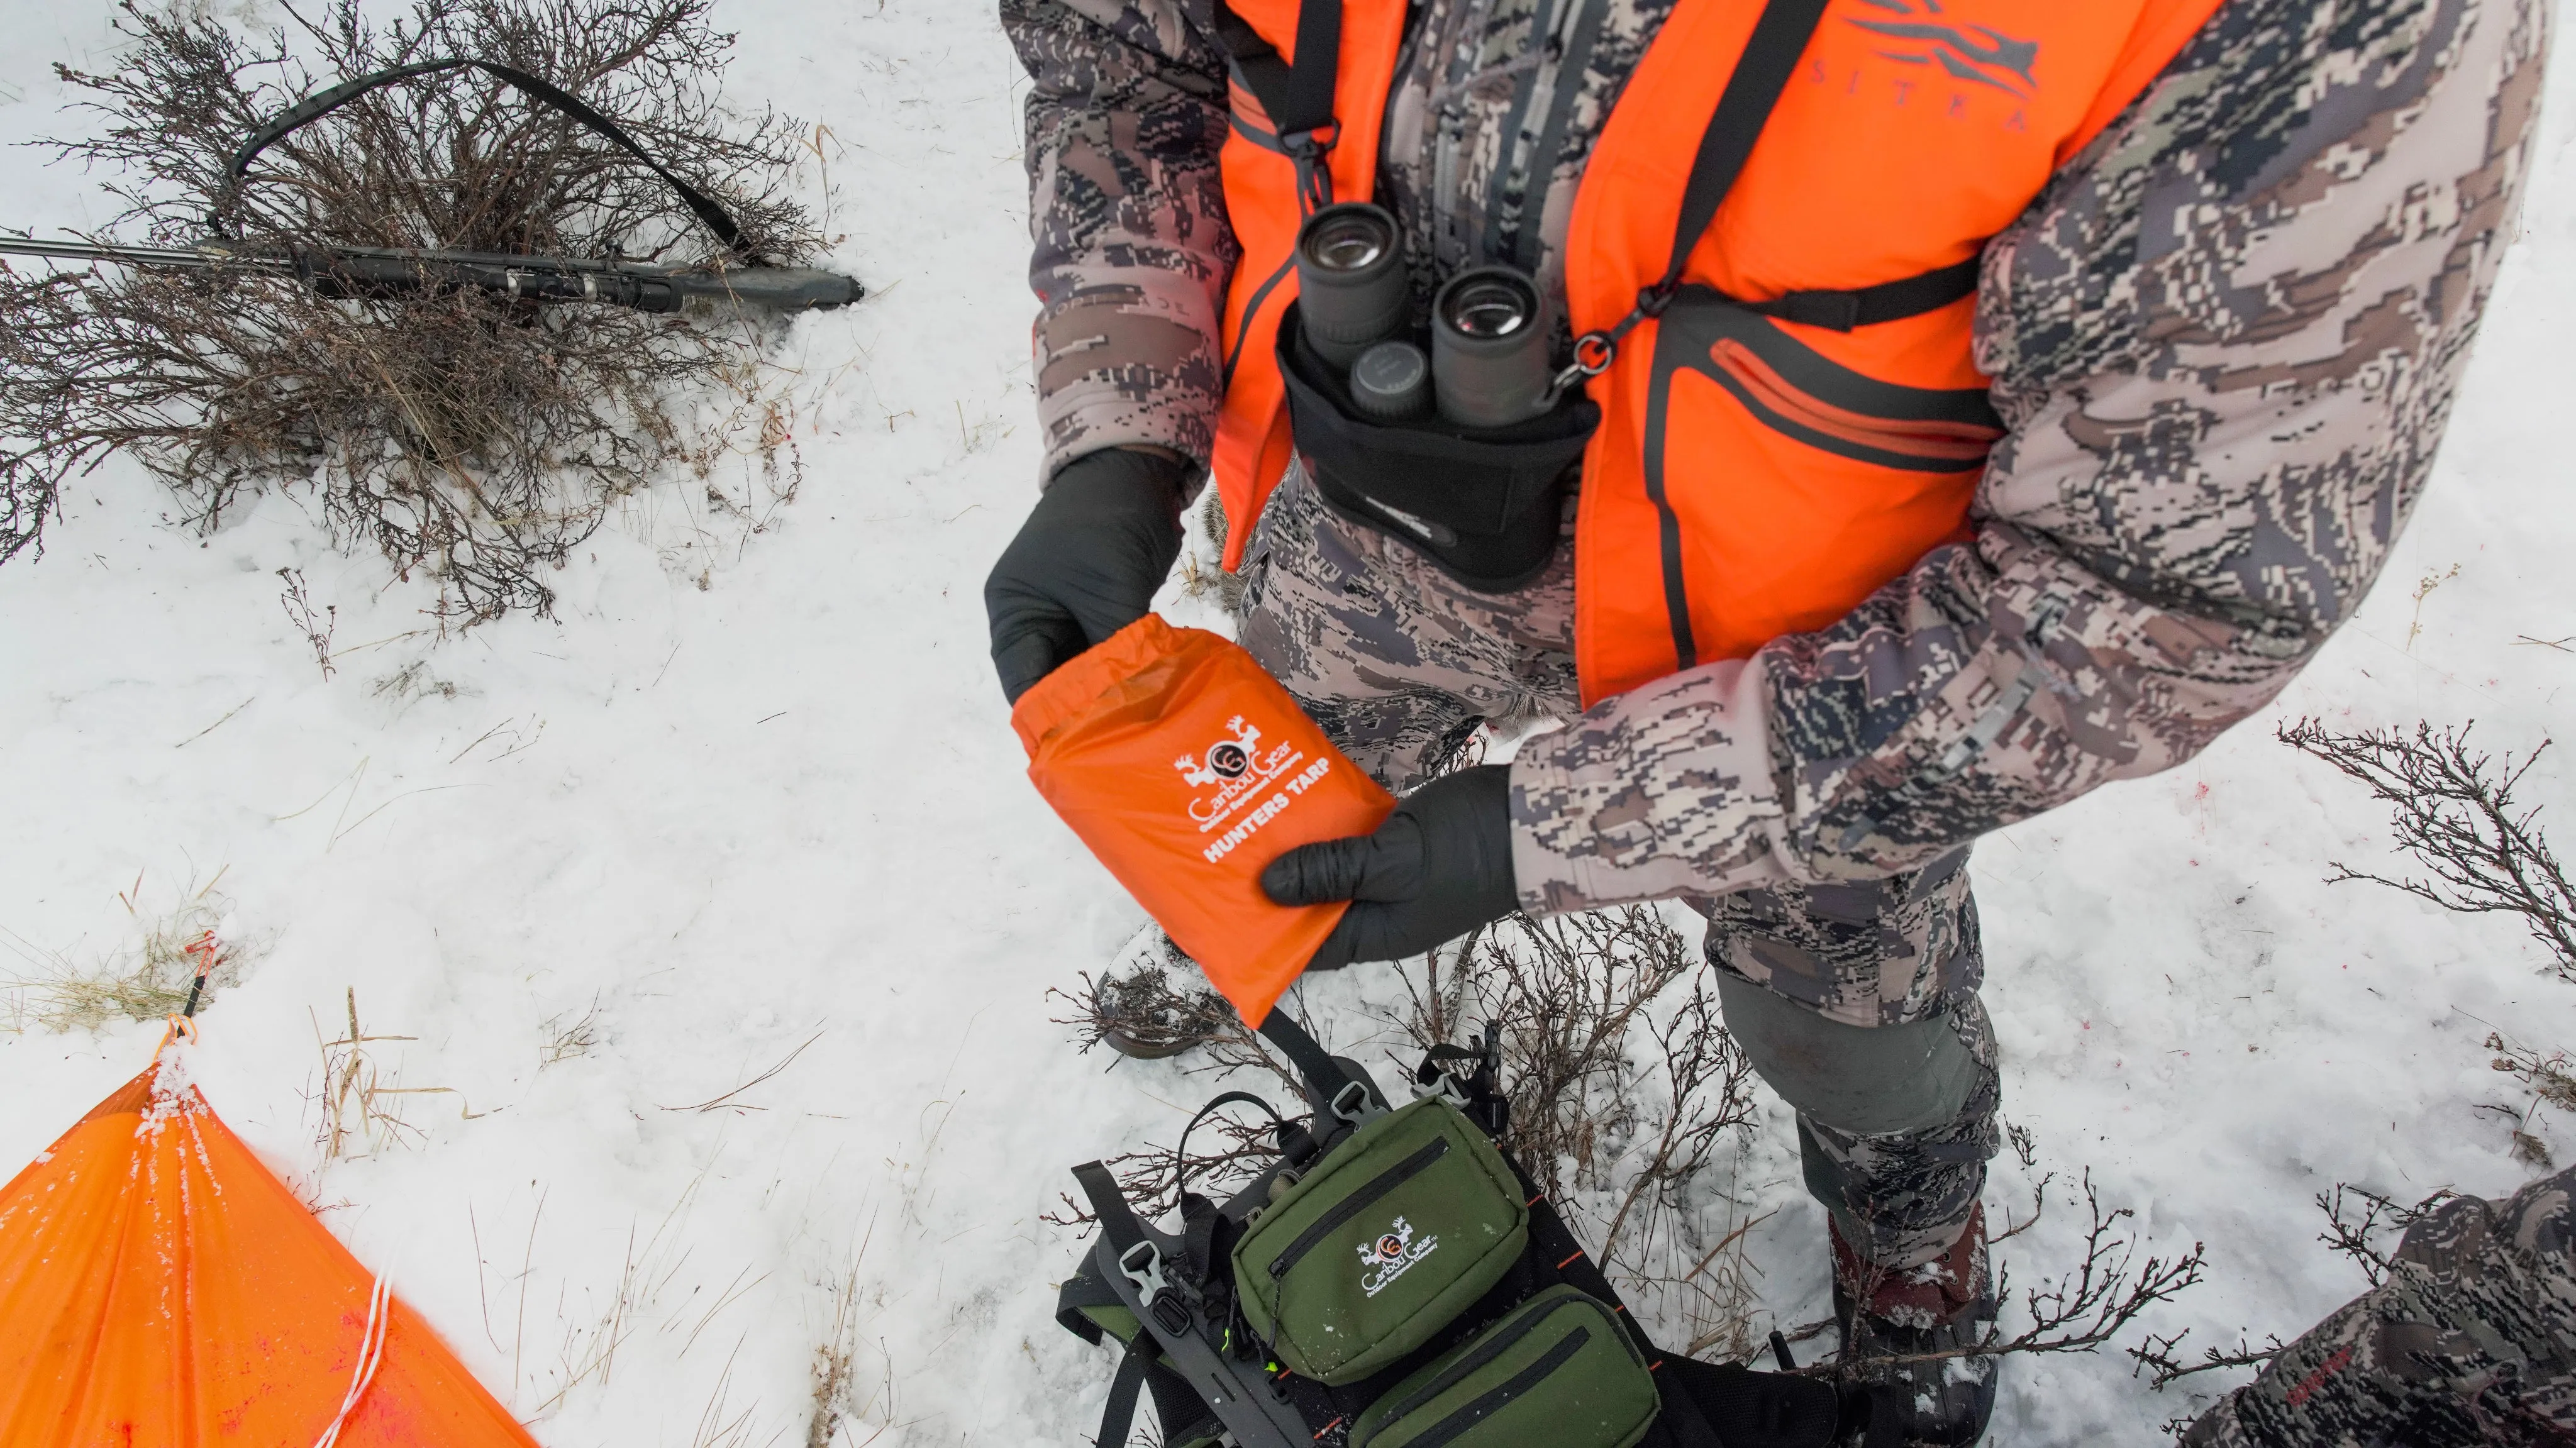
[1210,0,2223,705]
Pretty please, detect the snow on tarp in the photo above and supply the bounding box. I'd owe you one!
[0,1042,540,1447]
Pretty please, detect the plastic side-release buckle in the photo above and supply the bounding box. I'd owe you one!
[1119,1240,1169,1308]
[1329,1079,1385,1130]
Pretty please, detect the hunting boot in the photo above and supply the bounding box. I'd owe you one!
[1831,1205,1997,1446]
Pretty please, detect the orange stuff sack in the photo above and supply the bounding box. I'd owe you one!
[0,1051,542,1447]
[1013,614,1395,1025]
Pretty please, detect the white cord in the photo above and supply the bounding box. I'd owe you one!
[313,1273,392,1448]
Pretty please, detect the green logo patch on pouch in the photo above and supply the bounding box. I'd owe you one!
[1232,1096,1530,1384]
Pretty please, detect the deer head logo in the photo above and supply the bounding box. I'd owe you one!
[1174,716,1262,788]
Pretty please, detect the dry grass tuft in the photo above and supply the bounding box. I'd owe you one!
[311,985,479,1159]
[1,871,246,1032]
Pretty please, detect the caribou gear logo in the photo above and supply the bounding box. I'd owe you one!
[1846,1,2038,97]
[1175,716,1262,788]
[1170,712,1333,854]
[1357,1216,1440,1298]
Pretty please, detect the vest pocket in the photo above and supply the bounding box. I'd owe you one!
[1277,302,1598,592]
[1651,290,2002,474]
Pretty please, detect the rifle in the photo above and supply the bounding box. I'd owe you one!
[0,235,862,313]
[0,57,862,315]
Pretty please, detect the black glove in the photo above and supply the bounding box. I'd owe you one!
[984,448,1189,704]
[1260,765,1519,971]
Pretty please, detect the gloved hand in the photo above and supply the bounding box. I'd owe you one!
[1260,765,1519,970]
[984,447,1190,704]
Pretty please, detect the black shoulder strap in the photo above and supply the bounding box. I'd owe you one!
[1075,1161,1153,1254]
[1096,1335,1154,1448]
[214,58,752,258]
[1211,0,1344,210]
[1656,0,1830,294]
[1637,0,1977,334]
[1257,1009,1387,1125]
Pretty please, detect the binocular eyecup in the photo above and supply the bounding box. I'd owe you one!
[1431,267,1552,428]
[1294,203,1408,370]
[1294,205,1557,429]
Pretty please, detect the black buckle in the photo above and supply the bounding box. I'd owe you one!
[1281,122,1340,212]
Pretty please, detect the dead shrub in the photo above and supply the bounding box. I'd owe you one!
[1388,907,1766,1359]
[2278,718,2573,976]
[0,0,823,624]
[2283,718,2576,1154]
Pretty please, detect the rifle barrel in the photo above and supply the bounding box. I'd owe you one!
[0,235,862,311]
[0,236,288,271]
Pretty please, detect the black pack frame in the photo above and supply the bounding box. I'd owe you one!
[1057,1011,1875,1448]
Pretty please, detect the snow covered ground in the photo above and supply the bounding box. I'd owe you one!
[2,2,2572,1443]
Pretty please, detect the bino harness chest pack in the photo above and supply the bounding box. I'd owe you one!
[1055,1014,1898,1448]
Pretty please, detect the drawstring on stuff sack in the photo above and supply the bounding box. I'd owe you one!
[313,1273,393,1448]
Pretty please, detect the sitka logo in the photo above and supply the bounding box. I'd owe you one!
[1175,716,1262,787]
[1357,1216,1439,1298]
[1845,0,2038,97]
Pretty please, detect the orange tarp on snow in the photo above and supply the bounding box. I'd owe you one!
[0,1055,540,1447]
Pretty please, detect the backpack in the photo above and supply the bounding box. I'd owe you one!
[1055,1012,1886,1448]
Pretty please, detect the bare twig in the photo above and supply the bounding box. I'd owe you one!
[2313,1183,2457,1289]
[2279,719,2575,978]
[1805,1171,2206,1375]
[2130,1329,2288,1390]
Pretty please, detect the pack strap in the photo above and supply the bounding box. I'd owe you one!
[1212,0,1343,211]
[1549,0,1971,399]
[1074,1161,1155,1259]
[1257,1010,1384,1125]
[214,58,752,258]
[1548,0,1830,396]
[1174,1090,1285,1192]
[1094,1334,1154,1448]
[1728,255,1982,332]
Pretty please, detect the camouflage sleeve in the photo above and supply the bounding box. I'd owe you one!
[2183,1170,2576,1447]
[1003,0,1238,481]
[1509,0,2549,913]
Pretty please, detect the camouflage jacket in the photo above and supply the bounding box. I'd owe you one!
[1003,0,2548,910]
[2185,1167,2576,1445]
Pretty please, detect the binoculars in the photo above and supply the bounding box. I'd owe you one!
[1294,202,1555,428]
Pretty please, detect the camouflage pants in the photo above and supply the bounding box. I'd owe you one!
[2185,1169,2576,1447]
[1236,465,1999,1271]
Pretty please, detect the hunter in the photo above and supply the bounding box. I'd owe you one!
[985,0,2548,1438]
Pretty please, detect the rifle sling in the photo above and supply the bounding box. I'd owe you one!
[218,57,750,257]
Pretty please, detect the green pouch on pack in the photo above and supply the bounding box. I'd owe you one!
[1350,1285,1660,1448]
[1232,1096,1528,1384]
